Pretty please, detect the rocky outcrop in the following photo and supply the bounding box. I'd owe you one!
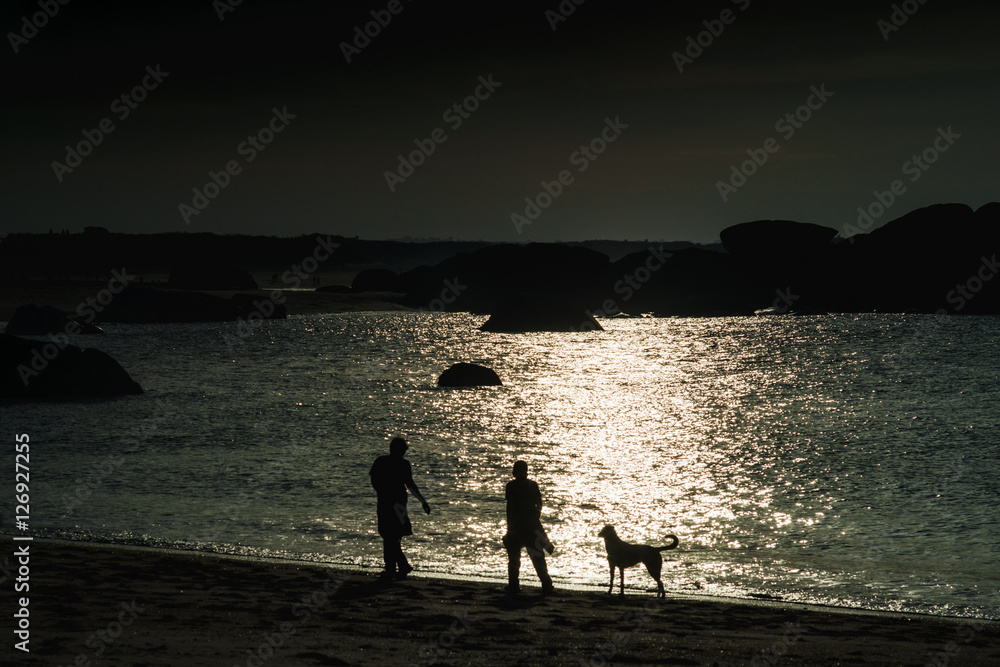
[315,284,355,294]
[717,203,1000,314]
[720,220,840,312]
[4,304,103,335]
[719,220,839,259]
[351,269,400,292]
[94,287,286,323]
[169,262,257,290]
[604,247,763,317]
[0,333,142,399]
[437,363,502,387]
[480,300,603,332]
[398,243,612,313]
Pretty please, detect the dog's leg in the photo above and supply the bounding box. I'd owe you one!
[647,556,665,598]
[619,567,625,596]
[607,561,615,595]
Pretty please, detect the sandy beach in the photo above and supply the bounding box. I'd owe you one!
[3,537,997,666]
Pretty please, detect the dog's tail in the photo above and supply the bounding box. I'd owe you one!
[657,535,679,551]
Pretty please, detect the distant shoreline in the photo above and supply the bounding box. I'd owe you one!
[0,285,410,321]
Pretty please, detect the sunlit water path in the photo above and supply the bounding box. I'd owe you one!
[3,313,998,618]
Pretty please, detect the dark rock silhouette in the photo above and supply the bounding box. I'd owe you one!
[437,363,502,387]
[0,333,142,399]
[5,304,103,335]
[821,203,993,313]
[3,204,997,317]
[720,220,840,313]
[720,220,839,259]
[719,203,1000,314]
[0,231,347,288]
[352,269,400,292]
[94,287,286,323]
[604,247,763,317]
[399,243,612,314]
[314,284,355,294]
[169,262,257,290]
[480,299,603,332]
[395,241,766,318]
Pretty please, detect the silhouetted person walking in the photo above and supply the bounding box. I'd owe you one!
[503,460,554,594]
[370,437,430,580]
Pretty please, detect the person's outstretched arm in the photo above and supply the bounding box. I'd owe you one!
[405,464,431,514]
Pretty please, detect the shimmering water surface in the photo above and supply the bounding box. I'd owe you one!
[3,313,999,618]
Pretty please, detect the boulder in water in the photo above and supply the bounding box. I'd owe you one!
[480,300,603,332]
[437,363,502,387]
[0,333,143,400]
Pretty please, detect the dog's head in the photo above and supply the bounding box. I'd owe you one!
[598,525,616,539]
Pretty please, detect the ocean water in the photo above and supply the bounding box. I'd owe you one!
[2,312,999,619]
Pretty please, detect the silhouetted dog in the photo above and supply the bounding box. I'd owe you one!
[598,525,679,598]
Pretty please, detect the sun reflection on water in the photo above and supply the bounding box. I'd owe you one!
[296,313,996,616]
[22,311,999,618]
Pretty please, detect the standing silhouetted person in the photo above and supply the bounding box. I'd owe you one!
[503,460,554,594]
[370,437,430,580]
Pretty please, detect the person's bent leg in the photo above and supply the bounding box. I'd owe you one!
[396,540,412,577]
[528,548,553,592]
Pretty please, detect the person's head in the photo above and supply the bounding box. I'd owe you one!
[512,460,528,480]
[389,437,408,457]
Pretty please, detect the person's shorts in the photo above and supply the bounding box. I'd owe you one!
[377,500,412,538]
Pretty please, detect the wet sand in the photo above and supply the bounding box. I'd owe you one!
[3,537,998,666]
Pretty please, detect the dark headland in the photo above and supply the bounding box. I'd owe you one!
[2,202,998,323]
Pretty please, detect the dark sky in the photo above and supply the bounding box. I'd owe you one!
[3,1,998,242]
